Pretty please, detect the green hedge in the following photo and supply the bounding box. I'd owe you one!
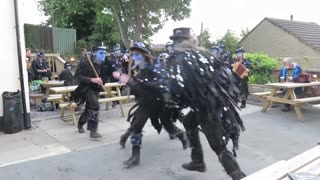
[246,53,279,84]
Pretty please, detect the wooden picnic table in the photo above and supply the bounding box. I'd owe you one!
[105,82,126,88]
[50,82,128,121]
[49,85,77,94]
[243,145,320,180]
[40,80,64,96]
[262,81,320,121]
[49,83,125,94]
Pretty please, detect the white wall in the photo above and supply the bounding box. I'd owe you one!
[0,0,30,117]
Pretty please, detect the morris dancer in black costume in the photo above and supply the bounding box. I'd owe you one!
[166,27,246,180]
[113,42,188,168]
[71,46,116,138]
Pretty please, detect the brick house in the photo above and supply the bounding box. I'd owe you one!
[239,17,320,70]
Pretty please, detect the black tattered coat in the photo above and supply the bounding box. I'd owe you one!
[167,49,245,154]
[70,59,116,104]
[125,65,170,133]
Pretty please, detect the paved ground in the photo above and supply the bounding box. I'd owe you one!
[0,103,320,179]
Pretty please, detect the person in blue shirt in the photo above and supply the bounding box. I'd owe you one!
[279,57,302,111]
[279,57,302,82]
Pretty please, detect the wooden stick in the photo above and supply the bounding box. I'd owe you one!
[83,49,109,94]
[126,55,133,100]
[128,55,133,78]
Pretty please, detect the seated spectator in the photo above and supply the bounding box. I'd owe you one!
[78,49,87,65]
[32,50,51,80]
[279,57,302,111]
[59,62,75,86]
[279,57,302,82]
[26,48,34,82]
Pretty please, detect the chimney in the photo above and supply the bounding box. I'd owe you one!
[290,14,293,21]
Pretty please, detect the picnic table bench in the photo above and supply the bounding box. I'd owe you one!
[243,145,320,180]
[29,93,44,107]
[252,91,283,105]
[47,94,64,110]
[312,104,320,110]
[59,95,135,126]
[40,80,64,96]
[260,82,320,121]
[49,82,134,126]
[252,91,283,98]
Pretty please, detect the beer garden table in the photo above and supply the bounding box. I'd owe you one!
[261,81,320,121]
[40,80,64,96]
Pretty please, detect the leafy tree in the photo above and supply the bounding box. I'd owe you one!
[217,29,239,53]
[197,29,212,49]
[240,27,250,39]
[39,0,192,49]
[88,8,121,48]
[39,0,97,40]
[101,0,191,49]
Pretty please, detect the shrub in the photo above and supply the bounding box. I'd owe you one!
[245,53,279,84]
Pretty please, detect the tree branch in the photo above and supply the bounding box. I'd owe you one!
[111,7,131,49]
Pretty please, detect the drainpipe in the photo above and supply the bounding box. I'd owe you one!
[13,0,30,129]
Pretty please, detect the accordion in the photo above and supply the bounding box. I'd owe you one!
[232,62,249,79]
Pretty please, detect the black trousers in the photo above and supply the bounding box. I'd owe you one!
[78,88,100,131]
[129,104,180,135]
[183,111,244,177]
[239,78,249,102]
[158,107,181,135]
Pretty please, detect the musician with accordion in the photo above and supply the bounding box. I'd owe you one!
[231,47,250,108]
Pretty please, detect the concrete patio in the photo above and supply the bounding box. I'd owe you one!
[0,102,319,179]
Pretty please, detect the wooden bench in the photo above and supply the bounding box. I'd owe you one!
[294,96,320,103]
[263,96,320,121]
[99,91,117,96]
[98,95,135,103]
[59,102,78,126]
[29,93,45,107]
[47,94,64,110]
[313,104,320,110]
[243,145,320,180]
[252,91,283,98]
[59,95,135,127]
[252,91,283,106]
[99,95,135,117]
[264,96,320,106]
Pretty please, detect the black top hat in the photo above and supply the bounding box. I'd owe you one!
[113,44,121,51]
[94,46,107,51]
[169,27,196,40]
[235,47,245,53]
[165,41,173,47]
[218,43,225,48]
[211,45,219,50]
[130,42,149,54]
[64,62,72,68]
[37,50,45,59]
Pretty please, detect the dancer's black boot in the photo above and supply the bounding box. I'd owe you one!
[120,130,131,148]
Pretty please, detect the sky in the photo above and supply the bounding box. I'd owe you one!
[22,0,320,44]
